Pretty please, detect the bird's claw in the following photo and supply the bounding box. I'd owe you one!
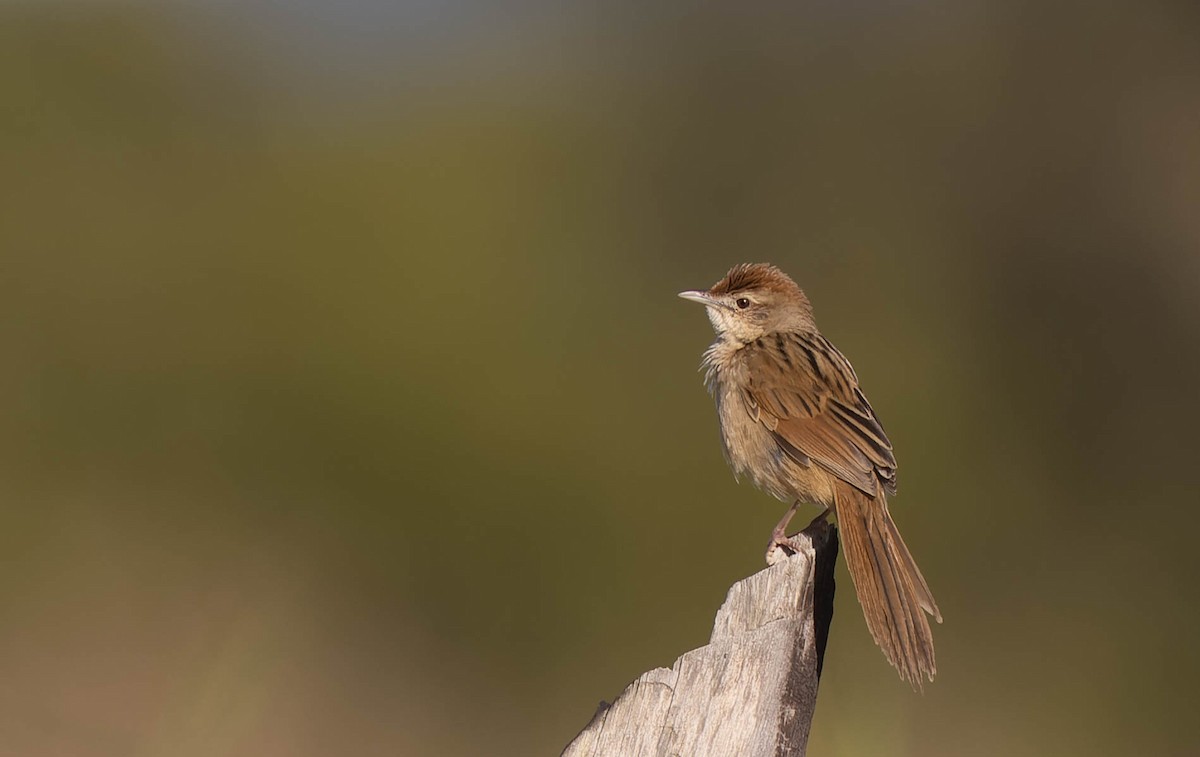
[765,531,797,565]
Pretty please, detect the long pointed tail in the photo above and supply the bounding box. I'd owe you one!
[833,480,942,688]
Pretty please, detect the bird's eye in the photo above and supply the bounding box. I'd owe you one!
[736,297,751,309]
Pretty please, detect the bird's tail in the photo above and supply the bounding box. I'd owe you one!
[833,479,942,689]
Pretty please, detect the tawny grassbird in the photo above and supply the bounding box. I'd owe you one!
[680,262,942,687]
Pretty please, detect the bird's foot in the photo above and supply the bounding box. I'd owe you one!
[765,500,802,564]
[765,526,797,565]
[766,505,832,564]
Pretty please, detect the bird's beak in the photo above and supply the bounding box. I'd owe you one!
[678,290,721,308]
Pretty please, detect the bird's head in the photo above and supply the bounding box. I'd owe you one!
[679,263,815,342]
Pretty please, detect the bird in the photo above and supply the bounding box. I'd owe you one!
[679,262,941,688]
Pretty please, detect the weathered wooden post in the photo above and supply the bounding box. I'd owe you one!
[563,518,837,757]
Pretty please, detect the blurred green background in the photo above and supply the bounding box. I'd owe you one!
[3,2,1199,755]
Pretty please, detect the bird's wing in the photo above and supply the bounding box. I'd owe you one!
[740,331,897,496]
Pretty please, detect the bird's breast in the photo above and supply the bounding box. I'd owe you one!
[707,344,836,508]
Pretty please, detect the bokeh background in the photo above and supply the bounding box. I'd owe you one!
[4,1,1200,755]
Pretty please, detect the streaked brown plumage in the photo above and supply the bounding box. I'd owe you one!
[680,263,942,688]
